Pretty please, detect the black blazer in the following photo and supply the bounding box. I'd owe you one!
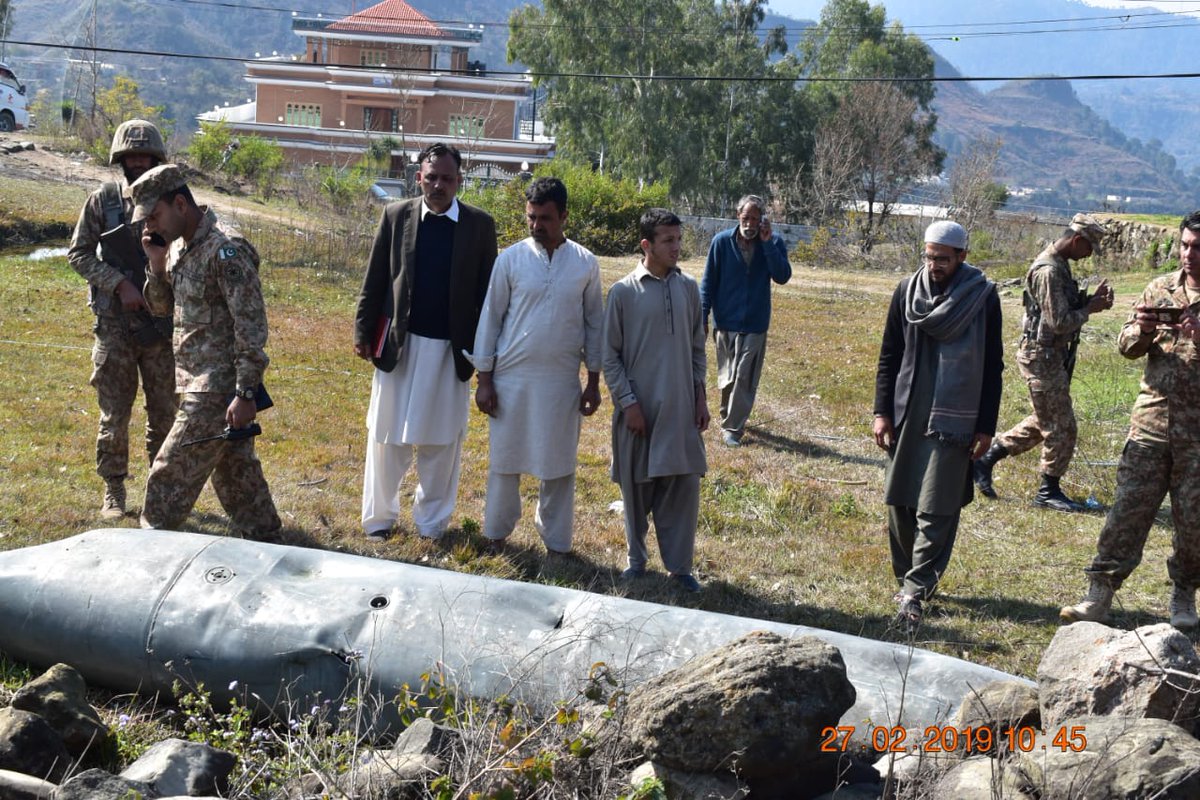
[354,197,498,381]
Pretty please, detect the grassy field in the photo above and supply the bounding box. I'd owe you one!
[0,197,1183,690]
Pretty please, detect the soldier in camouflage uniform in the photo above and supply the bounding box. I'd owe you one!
[1061,210,1200,630]
[973,213,1114,512]
[131,164,282,538]
[68,120,177,518]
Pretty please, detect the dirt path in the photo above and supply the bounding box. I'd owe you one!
[0,133,302,227]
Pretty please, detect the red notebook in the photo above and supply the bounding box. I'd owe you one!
[372,315,391,359]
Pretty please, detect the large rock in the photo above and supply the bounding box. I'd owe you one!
[623,631,855,789]
[932,756,1035,799]
[10,664,109,759]
[0,768,56,800]
[0,708,72,784]
[390,718,456,759]
[1037,622,1200,731]
[50,768,156,800]
[951,680,1040,743]
[119,738,235,797]
[1015,715,1200,799]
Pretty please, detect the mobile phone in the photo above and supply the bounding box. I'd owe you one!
[1152,305,1184,325]
[148,232,167,247]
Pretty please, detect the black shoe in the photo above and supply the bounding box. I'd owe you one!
[670,573,702,593]
[365,528,392,542]
[1034,474,1086,513]
[972,442,1008,499]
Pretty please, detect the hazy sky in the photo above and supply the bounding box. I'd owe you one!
[767,0,1193,20]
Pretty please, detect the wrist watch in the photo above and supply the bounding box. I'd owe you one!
[234,387,256,400]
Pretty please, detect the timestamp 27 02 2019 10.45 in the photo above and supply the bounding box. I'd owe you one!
[819,724,1088,755]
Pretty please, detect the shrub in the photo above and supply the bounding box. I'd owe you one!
[184,121,285,198]
[227,136,285,198]
[461,160,669,256]
[186,120,232,172]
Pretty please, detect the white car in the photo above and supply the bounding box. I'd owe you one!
[0,62,30,133]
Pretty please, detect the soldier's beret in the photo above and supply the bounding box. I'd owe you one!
[130,164,188,222]
[1069,213,1108,253]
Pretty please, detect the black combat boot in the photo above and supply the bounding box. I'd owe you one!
[972,442,1008,498]
[1033,474,1086,513]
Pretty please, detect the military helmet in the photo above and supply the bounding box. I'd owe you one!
[108,119,167,166]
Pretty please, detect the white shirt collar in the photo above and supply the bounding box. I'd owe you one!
[420,197,460,222]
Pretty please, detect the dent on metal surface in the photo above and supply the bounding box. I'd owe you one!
[0,529,1028,731]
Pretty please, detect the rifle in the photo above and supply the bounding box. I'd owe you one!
[181,423,262,448]
[1063,286,1089,381]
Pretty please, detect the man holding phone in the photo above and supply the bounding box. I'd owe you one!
[973,213,1113,511]
[131,164,282,540]
[700,194,791,447]
[1062,211,1200,629]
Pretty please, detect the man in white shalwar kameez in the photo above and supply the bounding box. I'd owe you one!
[471,177,603,553]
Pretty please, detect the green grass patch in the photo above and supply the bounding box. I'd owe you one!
[0,213,1185,689]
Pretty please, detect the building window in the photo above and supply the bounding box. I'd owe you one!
[449,114,484,139]
[285,103,322,127]
[361,49,387,67]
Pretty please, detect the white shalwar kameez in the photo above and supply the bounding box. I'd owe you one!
[362,334,469,539]
[469,237,603,551]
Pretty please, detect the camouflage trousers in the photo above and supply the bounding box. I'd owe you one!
[141,392,281,538]
[996,351,1077,477]
[89,316,176,480]
[1085,437,1200,590]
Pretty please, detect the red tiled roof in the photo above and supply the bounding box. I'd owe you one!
[328,0,445,38]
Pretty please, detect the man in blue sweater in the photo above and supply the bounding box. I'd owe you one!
[700,195,792,446]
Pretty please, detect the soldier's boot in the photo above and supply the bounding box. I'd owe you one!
[1060,576,1114,623]
[1033,474,1086,513]
[1170,584,1199,630]
[972,442,1009,499]
[100,477,126,520]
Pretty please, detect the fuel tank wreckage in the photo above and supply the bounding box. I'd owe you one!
[0,529,1025,733]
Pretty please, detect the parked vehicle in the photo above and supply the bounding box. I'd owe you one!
[0,62,30,133]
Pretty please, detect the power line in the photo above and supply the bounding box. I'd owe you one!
[118,0,1200,44]
[9,37,1200,85]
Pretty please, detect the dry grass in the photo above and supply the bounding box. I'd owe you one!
[0,197,1187,691]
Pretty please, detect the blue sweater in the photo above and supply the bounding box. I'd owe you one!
[700,227,792,334]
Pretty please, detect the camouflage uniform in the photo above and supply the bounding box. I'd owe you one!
[68,176,176,489]
[138,179,280,537]
[1086,270,1200,590]
[995,245,1088,476]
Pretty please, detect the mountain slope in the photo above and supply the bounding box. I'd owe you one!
[930,53,1197,212]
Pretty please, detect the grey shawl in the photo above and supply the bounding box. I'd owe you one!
[901,263,993,445]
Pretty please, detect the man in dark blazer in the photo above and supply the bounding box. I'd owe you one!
[353,142,497,542]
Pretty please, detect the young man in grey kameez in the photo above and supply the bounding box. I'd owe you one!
[603,209,710,593]
[873,220,1004,628]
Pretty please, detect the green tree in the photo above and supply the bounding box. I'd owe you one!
[507,0,804,214]
[83,76,172,162]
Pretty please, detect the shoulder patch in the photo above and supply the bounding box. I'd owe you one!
[219,246,238,260]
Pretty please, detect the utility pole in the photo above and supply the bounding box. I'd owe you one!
[87,0,99,123]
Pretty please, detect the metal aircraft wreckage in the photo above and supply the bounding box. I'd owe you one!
[0,529,1025,732]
